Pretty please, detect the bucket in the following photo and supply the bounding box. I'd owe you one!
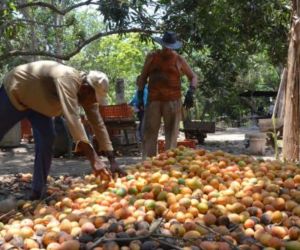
[247,133,267,155]
[0,123,21,147]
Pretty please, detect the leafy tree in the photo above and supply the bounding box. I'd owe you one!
[70,33,155,103]
[0,0,293,120]
[157,0,290,120]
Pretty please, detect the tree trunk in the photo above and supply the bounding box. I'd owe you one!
[283,0,300,161]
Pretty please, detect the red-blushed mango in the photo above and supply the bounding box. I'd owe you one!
[23,238,39,249]
[58,231,73,244]
[203,213,217,226]
[46,242,61,250]
[267,236,283,249]
[217,242,231,250]
[258,232,272,246]
[81,221,96,234]
[293,174,300,183]
[59,219,72,234]
[59,240,80,250]
[176,211,187,223]
[288,226,300,240]
[42,231,60,246]
[183,221,197,232]
[270,226,288,239]
[199,241,219,250]
[183,230,201,240]
[244,218,256,229]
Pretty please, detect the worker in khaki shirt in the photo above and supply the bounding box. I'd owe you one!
[0,60,125,200]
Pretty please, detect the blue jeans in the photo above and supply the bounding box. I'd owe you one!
[0,86,55,194]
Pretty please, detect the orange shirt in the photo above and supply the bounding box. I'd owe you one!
[138,48,197,102]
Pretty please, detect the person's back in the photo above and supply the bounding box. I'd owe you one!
[3,60,81,117]
[147,49,181,102]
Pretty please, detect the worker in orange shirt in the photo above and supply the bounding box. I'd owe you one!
[138,31,198,158]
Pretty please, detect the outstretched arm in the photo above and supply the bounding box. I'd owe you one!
[178,55,198,88]
[76,141,111,179]
[83,102,127,177]
[55,77,111,180]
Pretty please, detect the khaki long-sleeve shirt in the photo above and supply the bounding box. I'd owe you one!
[83,103,113,152]
[3,60,91,145]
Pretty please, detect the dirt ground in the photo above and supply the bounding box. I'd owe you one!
[0,126,278,177]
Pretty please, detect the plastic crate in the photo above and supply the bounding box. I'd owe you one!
[158,139,197,153]
[183,120,216,133]
[21,119,33,141]
[99,104,134,121]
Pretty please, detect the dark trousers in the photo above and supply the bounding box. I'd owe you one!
[0,86,55,194]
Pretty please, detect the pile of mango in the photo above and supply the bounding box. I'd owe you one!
[0,146,300,250]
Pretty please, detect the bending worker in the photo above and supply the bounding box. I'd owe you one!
[0,60,125,200]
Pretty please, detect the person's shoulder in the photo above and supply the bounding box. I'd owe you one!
[175,52,185,60]
[146,50,159,58]
[176,54,188,66]
[144,50,159,64]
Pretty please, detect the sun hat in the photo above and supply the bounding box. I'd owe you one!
[153,31,182,50]
[85,71,109,103]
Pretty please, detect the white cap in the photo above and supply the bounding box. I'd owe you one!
[86,71,109,104]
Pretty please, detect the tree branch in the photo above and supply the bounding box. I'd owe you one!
[1,19,72,28]
[15,0,98,15]
[0,28,158,61]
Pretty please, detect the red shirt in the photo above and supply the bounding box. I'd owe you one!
[138,48,197,102]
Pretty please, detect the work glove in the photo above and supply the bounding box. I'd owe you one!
[137,90,144,111]
[105,151,127,178]
[183,86,196,109]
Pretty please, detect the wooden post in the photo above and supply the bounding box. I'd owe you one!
[115,78,125,104]
[283,0,300,161]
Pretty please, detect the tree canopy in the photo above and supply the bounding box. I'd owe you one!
[0,0,291,120]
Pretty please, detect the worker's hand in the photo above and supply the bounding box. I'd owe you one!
[77,141,112,180]
[93,157,112,180]
[110,161,127,178]
[183,86,196,109]
[105,151,127,178]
